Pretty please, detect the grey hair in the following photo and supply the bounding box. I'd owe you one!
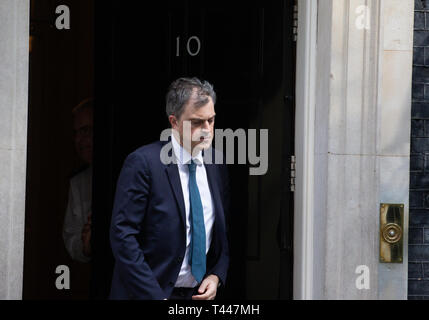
[165,77,216,119]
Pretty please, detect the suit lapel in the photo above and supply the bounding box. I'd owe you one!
[163,138,186,228]
[165,163,187,228]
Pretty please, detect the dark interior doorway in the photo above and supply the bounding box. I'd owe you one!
[23,0,295,300]
[93,0,295,299]
[24,0,94,299]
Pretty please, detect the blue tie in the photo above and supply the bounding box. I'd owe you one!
[187,159,206,283]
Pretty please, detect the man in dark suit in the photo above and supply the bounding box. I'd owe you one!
[109,77,230,300]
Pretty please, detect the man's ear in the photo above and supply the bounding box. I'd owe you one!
[168,115,178,129]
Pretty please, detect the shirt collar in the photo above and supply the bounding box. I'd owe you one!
[171,134,204,166]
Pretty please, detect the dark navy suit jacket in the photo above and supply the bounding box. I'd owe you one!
[109,140,230,300]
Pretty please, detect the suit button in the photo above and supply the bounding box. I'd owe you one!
[169,281,174,286]
[177,257,183,263]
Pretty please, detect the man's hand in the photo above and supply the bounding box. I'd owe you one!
[81,212,92,257]
[192,274,219,300]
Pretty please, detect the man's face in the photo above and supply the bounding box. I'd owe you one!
[170,93,216,155]
[73,108,93,164]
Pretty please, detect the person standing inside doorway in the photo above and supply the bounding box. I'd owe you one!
[63,98,94,263]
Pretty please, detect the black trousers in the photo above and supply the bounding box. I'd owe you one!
[169,287,199,300]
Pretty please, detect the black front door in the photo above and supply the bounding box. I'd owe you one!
[93,0,295,299]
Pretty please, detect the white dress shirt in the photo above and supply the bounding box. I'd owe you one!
[63,166,92,263]
[171,135,215,288]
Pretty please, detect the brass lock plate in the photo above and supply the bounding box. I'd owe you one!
[380,203,404,263]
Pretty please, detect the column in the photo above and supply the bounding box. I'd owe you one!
[310,0,413,299]
[0,0,30,300]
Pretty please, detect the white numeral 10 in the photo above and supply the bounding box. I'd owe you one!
[176,36,201,57]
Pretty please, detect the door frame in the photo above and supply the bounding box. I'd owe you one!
[293,0,318,300]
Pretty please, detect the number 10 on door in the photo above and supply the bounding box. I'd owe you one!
[176,36,201,57]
